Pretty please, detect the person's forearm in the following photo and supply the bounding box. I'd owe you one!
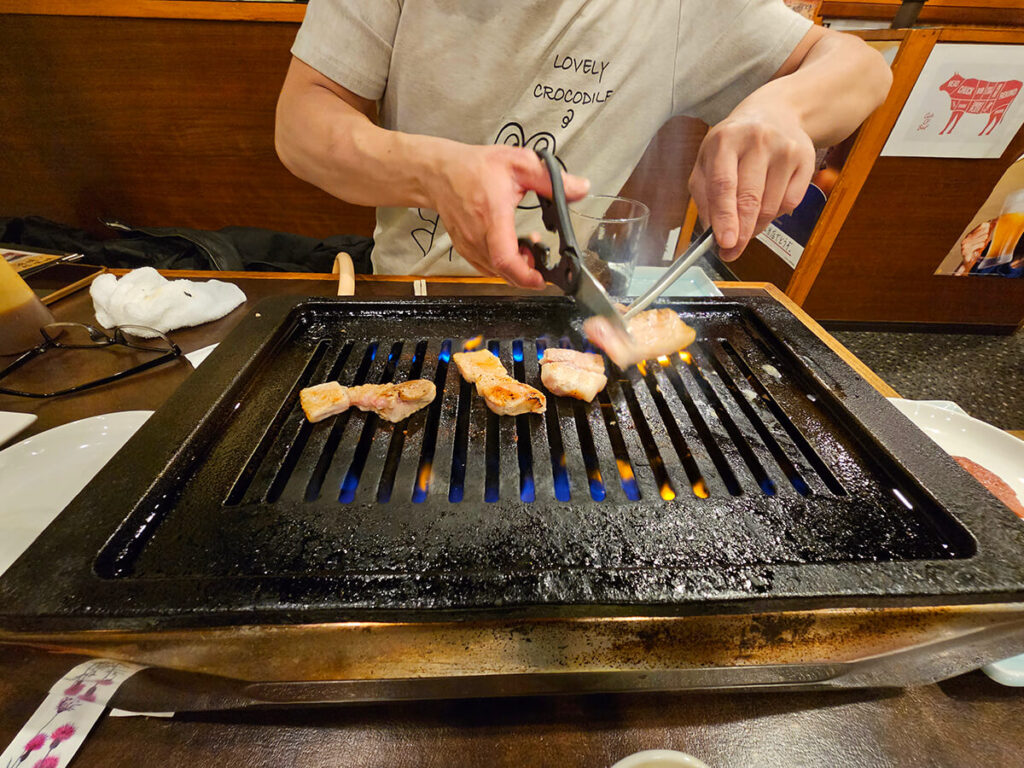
[275,78,455,209]
[738,32,893,147]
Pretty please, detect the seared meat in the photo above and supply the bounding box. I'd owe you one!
[475,374,547,415]
[539,348,605,373]
[540,363,607,402]
[299,382,351,423]
[584,308,696,369]
[539,348,607,402]
[299,380,435,424]
[347,380,437,423]
[452,349,507,382]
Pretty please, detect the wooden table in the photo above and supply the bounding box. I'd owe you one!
[1,274,1020,768]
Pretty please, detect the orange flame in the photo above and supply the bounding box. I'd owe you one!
[692,478,709,499]
[679,350,693,365]
[659,482,676,501]
[616,459,635,483]
[416,462,432,493]
[636,360,648,376]
[657,355,671,368]
[463,335,484,351]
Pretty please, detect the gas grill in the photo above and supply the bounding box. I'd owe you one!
[2,293,1023,704]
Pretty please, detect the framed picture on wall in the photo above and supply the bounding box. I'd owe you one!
[882,44,1024,159]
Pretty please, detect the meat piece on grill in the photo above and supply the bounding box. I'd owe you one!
[299,380,435,423]
[953,455,1024,518]
[475,374,547,415]
[347,380,438,423]
[584,308,696,369]
[539,348,606,374]
[299,382,351,423]
[452,349,508,382]
[540,363,607,402]
[539,348,607,402]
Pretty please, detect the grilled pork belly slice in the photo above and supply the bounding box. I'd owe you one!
[538,348,607,402]
[452,349,507,382]
[474,374,547,415]
[347,380,437,423]
[584,308,696,369]
[299,382,351,423]
[539,348,605,374]
[540,363,607,402]
[299,380,435,423]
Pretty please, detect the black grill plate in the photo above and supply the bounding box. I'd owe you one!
[3,296,1023,631]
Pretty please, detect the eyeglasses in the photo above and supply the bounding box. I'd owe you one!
[0,322,182,398]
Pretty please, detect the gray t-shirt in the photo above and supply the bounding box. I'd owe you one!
[292,0,811,276]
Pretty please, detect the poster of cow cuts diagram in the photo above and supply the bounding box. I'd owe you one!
[882,44,1024,159]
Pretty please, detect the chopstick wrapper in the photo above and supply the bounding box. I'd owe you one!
[90,267,245,338]
[0,659,145,768]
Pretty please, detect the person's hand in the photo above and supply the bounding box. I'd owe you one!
[689,103,816,261]
[426,144,590,288]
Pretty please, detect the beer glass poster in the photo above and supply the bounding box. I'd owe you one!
[936,153,1024,279]
[882,44,1024,159]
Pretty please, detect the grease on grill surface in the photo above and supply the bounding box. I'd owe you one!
[95,302,972,591]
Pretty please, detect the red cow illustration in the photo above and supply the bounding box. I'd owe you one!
[938,73,1021,136]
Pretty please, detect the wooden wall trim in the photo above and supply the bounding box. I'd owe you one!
[785,28,940,304]
[820,0,1024,26]
[0,0,306,23]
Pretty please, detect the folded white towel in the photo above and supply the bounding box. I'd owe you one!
[90,267,246,338]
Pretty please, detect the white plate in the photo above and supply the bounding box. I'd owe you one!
[0,410,152,576]
[887,398,1024,507]
[611,750,710,768]
[888,398,1024,687]
[627,266,723,299]
[0,410,37,447]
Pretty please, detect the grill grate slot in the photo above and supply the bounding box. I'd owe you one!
[410,340,453,503]
[720,339,846,496]
[511,340,536,502]
[635,361,708,498]
[595,389,641,500]
[376,340,430,503]
[484,340,503,502]
[616,376,677,501]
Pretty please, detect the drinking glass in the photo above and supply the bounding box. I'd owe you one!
[568,195,650,297]
[0,256,54,356]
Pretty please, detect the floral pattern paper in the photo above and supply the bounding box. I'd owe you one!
[0,660,144,768]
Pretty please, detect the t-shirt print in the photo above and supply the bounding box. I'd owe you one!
[407,46,618,266]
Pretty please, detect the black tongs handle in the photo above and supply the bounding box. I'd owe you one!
[518,148,583,293]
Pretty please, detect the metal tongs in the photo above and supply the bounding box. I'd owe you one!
[518,149,629,337]
[520,148,718,329]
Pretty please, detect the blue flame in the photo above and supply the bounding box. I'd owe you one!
[520,474,535,503]
[512,339,524,363]
[438,340,452,363]
[339,471,359,503]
